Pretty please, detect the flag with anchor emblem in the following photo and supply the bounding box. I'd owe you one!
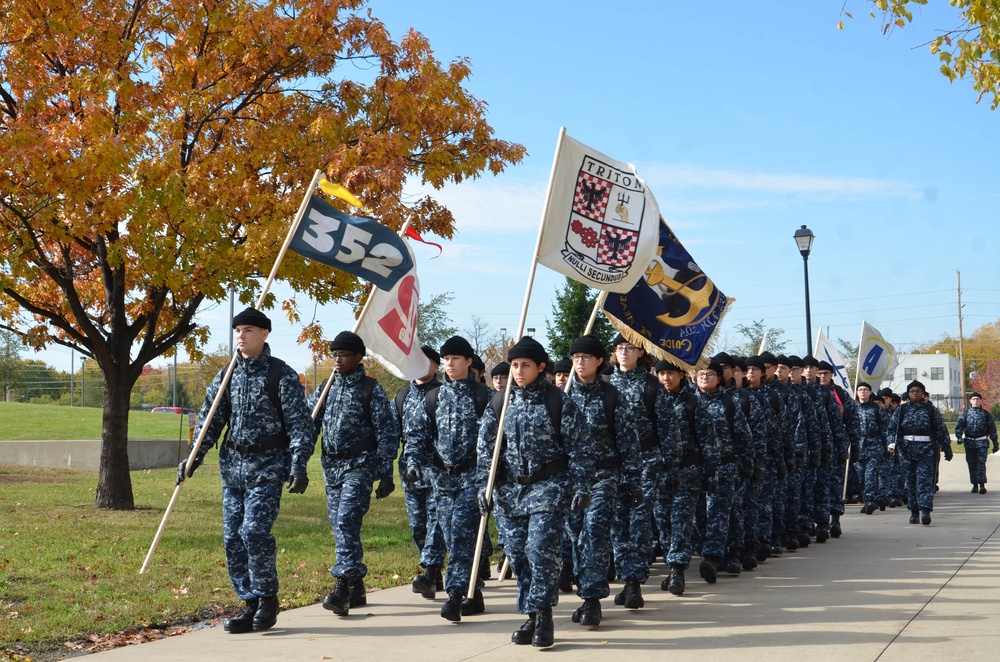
[602,219,732,370]
[537,131,660,293]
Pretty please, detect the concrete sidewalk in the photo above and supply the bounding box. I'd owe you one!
[88,457,1000,661]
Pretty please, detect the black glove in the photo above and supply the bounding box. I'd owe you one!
[822,450,833,465]
[629,489,645,508]
[670,475,682,492]
[752,467,765,483]
[707,473,719,495]
[477,488,492,515]
[375,475,395,499]
[850,447,860,464]
[403,465,421,484]
[810,457,821,469]
[287,471,308,494]
[955,437,964,445]
[944,448,954,462]
[993,443,998,454]
[570,492,591,511]
[777,463,788,480]
[176,456,202,485]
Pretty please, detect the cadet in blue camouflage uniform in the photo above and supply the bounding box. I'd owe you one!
[789,356,827,546]
[745,356,788,558]
[889,380,952,525]
[816,361,860,536]
[393,346,446,599]
[803,357,848,541]
[853,382,889,512]
[769,356,809,551]
[696,361,754,583]
[179,308,316,634]
[729,357,769,570]
[477,336,595,648]
[564,335,641,627]
[653,360,719,596]
[403,335,492,621]
[608,334,665,609]
[955,392,998,494]
[309,331,399,616]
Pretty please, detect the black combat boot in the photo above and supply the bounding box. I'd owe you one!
[623,578,644,609]
[980,484,988,494]
[815,526,829,543]
[412,565,441,600]
[532,607,554,648]
[909,509,920,524]
[889,496,903,508]
[559,559,575,593]
[349,578,366,608]
[742,545,758,570]
[440,590,463,622]
[461,588,485,616]
[830,515,842,538]
[921,509,932,525]
[784,534,798,551]
[478,555,492,582]
[511,613,535,645]
[877,497,887,511]
[797,532,811,548]
[973,484,980,493]
[252,595,279,631]
[756,544,770,562]
[322,577,351,616]
[663,566,685,595]
[579,598,602,626]
[863,501,876,515]
[699,556,718,584]
[223,598,258,634]
[724,549,742,575]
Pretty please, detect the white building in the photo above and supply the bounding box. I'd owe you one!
[884,352,963,412]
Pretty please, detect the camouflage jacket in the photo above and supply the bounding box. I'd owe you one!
[659,386,720,474]
[733,387,769,478]
[309,364,398,477]
[194,344,316,475]
[393,377,441,490]
[764,379,808,467]
[955,407,997,444]
[855,400,887,457]
[478,376,595,517]
[889,400,951,461]
[567,375,641,494]
[610,367,667,492]
[698,388,754,476]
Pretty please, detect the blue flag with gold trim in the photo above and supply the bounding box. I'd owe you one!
[602,219,732,370]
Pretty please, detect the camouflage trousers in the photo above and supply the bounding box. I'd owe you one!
[611,493,652,583]
[812,464,834,527]
[798,467,817,532]
[741,475,765,549]
[726,476,748,551]
[824,459,846,517]
[902,453,936,511]
[566,476,617,599]
[783,466,804,535]
[653,465,701,570]
[433,481,483,593]
[857,452,889,503]
[220,448,288,601]
[323,462,375,579]
[770,471,787,544]
[403,484,446,568]
[845,459,863,501]
[702,462,738,560]
[505,510,566,614]
[965,441,989,485]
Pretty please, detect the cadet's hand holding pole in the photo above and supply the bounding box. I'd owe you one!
[140,169,324,575]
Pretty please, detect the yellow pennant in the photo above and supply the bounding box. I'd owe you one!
[319,179,371,214]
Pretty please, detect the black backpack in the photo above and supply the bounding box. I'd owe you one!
[425,380,491,434]
[224,356,287,425]
[320,373,378,424]
[491,382,564,443]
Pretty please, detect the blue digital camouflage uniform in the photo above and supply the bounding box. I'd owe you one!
[193,344,316,601]
[766,379,808,546]
[394,379,446,570]
[699,387,754,562]
[749,384,786,550]
[654,382,719,570]
[309,364,398,580]
[403,374,489,594]
[565,376,640,599]
[855,399,888,502]
[826,385,860,518]
[477,377,595,615]
[797,382,830,533]
[808,382,850,530]
[889,401,951,512]
[955,406,998,486]
[881,405,903,501]
[609,367,666,584]
[736,388,770,554]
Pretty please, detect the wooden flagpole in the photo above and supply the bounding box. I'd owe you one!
[140,169,324,574]
[468,127,567,599]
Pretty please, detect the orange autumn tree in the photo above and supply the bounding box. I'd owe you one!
[0,1,524,509]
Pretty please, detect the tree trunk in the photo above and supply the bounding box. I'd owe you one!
[95,366,135,510]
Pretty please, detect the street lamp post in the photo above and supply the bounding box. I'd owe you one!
[793,225,815,357]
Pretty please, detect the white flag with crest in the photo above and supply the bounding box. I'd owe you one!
[856,321,899,391]
[814,328,851,392]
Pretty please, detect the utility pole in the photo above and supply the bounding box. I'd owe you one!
[957,270,966,412]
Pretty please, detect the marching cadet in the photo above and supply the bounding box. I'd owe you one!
[889,380,952,525]
[310,331,399,616]
[564,335,641,627]
[854,382,890,514]
[393,346,446,600]
[802,357,847,542]
[815,360,860,535]
[609,334,665,609]
[731,356,771,570]
[403,335,493,621]
[477,336,595,648]
[769,356,809,551]
[491,362,510,393]
[955,392,998,494]
[653,360,718,595]
[745,355,790,556]
[695,361,754,583]
[553,357,573,389]
[178,308,315,633]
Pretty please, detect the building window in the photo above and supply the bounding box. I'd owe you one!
[905,368,917,380]
[930,367,944,380]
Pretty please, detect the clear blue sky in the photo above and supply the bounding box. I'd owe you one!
[29,1,1000,378]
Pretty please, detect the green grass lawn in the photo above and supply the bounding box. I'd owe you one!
[0,402,191,440]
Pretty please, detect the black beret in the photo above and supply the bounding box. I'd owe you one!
[545,359,555,374]
[711,352,734,367]
[654,359,683,373]
[732,356,746,372]
[905,380,926,394]
[856,382,873,391]
[744,356,765,371]
[802,356,819,368]
[472,355,486,373]
[569,334,607,359]
[507,336,547,365]
[877,387,894,398]
[440,335,475,359]
[970,392,983,400]
[703,361,724,380]
[554,357,573,374]
[232,307,271,331]
[774,354,790,367]
[787,355,803,368]
[816,360,833,372]
[421,345,441,364]
[491,362,510,377]
[611,333,627,348]
[759,351,777,366]
[330,330,365,354]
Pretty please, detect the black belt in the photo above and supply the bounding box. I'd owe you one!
[639,432,658,452]
[679,450,703,467]
[504,456,570,486]
[432,454,476,477]
[224,433,290,455]
[596,454,623,470]
[720,454,737,464]
[322,435,377,460]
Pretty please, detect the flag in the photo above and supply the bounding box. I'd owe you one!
[356,240,432,381]
[602,219,732,370]
[758,330,769,355]
[319,178,371,213]
[857,321,898,391]
[815,328,851,392]
[537,132,660,293]
[290,192,413,291]
[405,227,443,258]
